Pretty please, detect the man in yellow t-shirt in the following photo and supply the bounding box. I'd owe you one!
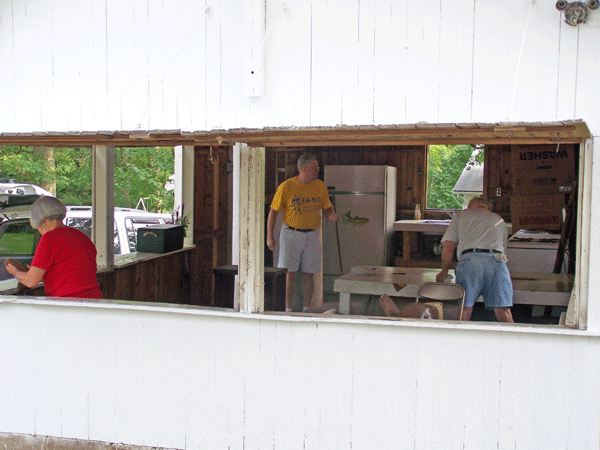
[267,154,339,312]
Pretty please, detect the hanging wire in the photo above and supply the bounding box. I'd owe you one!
[138,5,209,129]
[509,0,535,120]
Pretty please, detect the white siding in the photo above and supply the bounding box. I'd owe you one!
[1,300,599,450]
[1,0,599,131]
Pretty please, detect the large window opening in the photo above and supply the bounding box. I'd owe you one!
[0,123,589,329]
[426,144,484,210]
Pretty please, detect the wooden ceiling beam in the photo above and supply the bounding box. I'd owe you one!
[0,121,590,148]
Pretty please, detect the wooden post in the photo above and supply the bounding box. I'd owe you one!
[174,145,195,246]
[565,138,592,329]
[238,144,265,313]
[92,146,115,269]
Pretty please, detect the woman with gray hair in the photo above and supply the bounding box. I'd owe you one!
[6,196,102,298]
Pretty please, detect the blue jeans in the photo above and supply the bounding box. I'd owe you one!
[456,253,513,308]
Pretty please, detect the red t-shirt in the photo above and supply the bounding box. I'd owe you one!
[31,226,102,298]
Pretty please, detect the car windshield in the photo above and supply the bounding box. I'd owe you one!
[0,220,38,255]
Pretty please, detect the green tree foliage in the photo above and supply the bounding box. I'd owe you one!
[0,146,54,187]
[54,148,94,206]
[427,144,484,210]
[0,146,175,213]
[114,147,175,212]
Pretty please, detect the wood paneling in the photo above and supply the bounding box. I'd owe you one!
[484,145,512,220]
[97,249,193,303]
[193,145,231,306]
[4,302,599,449]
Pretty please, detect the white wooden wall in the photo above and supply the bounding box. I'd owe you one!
[0,0,599,131]
[2,0,600,448]
[1,300,599,450]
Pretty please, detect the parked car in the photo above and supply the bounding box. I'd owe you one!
[0,197,174,282]
[64,206,173,255]
[0,182,53,197]
[0,217,41,282]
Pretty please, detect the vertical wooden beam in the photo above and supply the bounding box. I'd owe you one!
[232,145,240,267]
[215,148,231,267]
[174,145,195,246]
[238,144,265,313]
[213,147,220,234]
[566,139,591,329]
[92,146,115,269]
[192,148,215,306]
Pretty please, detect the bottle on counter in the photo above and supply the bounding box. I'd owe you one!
[414,204,422,220]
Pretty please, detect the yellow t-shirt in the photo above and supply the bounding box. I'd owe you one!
[270,177,333,230]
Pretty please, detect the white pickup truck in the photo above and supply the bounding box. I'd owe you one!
[0,196,173,282]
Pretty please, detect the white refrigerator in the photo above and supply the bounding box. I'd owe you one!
[322,165,397,276]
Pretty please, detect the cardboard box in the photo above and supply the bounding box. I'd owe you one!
[510,194,565,231]
[137,224,184,253]
[511,144,577,195]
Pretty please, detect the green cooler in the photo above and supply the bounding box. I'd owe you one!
[137,224,184,253]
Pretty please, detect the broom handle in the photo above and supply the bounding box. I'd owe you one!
[330,195,344,275]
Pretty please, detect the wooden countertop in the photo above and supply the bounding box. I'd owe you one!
[393,219,452,233]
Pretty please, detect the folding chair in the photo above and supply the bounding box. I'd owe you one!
[415,282,465,321]
[379,294,440,319]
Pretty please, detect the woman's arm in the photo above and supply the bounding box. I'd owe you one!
[6,264,45,288]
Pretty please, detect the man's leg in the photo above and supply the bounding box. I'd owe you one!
[461,306,473,321]
[494,307,514,323]
[301,272,314,312]
[285,271,297,311]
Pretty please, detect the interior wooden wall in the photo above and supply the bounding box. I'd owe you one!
[484,145,512,221]
[192,145,231,306]
[97,250,192,303]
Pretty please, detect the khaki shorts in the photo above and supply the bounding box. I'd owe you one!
[278,225,321,273]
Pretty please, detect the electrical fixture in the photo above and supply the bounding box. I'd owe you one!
[556,1,599,26]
